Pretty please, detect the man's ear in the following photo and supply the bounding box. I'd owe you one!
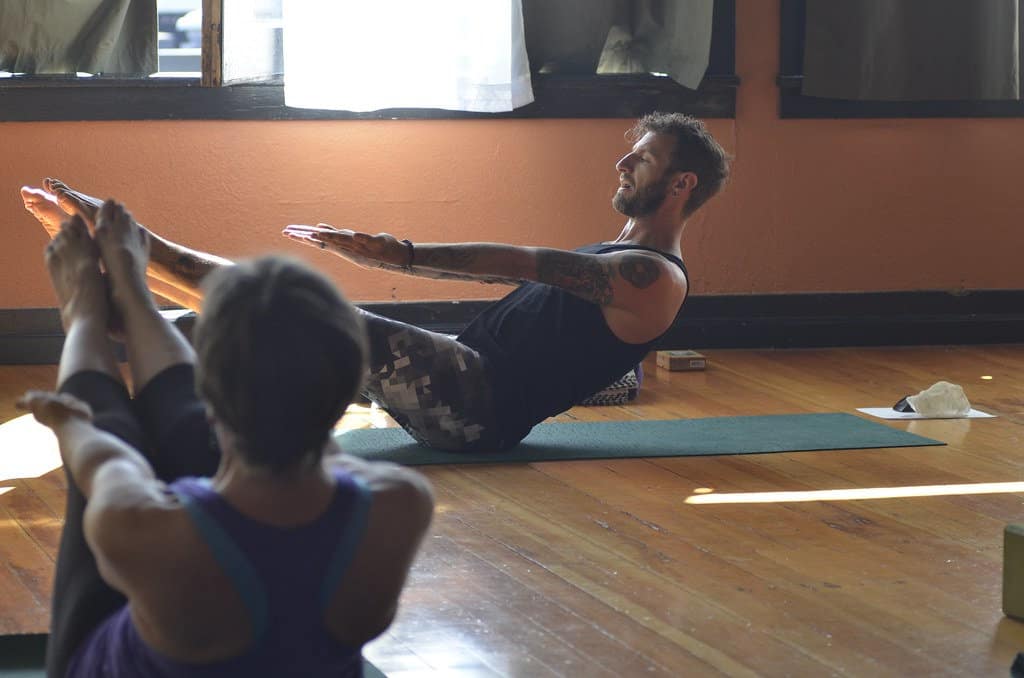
[676,172,698,193]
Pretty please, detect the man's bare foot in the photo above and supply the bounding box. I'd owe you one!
[21,186,69,239]
[94,200,154,317]
[45,178,102,226]
[44,216,110,331]
[21,177,104,239]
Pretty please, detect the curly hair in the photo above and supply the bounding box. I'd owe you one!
[627,112,731,217]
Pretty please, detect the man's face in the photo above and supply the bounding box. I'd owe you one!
[612,131,677,218]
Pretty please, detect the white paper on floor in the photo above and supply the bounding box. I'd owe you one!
[856,407,996,420]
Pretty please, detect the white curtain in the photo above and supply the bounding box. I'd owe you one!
[283,0,534,112]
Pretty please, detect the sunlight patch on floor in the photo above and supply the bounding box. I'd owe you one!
[685,481,1024,504]
[0,413,61,482]
[337,402,395,433]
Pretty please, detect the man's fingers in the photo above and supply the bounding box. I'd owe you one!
[282,227,329,235]
[284,224,354,236]
[283,232,328,250]
[282,231,318,242]
[282,226,323,237]
[283,228,356,247]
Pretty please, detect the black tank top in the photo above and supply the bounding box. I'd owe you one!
[457,243,688,445]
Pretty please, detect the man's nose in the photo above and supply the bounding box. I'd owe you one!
[615,153,635,172]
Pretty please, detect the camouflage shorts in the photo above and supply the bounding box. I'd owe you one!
[359,310,503,451]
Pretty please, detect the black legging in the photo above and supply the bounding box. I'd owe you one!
[48,364,218,678]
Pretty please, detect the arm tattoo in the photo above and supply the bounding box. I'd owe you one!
[415,248,476,270]
[391,247,524,285]
[377,262,519,285]
[536,250,615,306]
[617,254,661,289]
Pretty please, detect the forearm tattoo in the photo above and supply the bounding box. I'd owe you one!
[536,250,615,306]
[400,248,524,286]
[171,253,228,289]
[174,255,203,283]
[417,248,475,270]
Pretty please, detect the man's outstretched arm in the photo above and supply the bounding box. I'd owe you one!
[282,225,684,315]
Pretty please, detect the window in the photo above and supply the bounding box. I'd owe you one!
[1,0,736,122]
[157,0,204,76]
[0,0,208,79]
[779,0,1024,118]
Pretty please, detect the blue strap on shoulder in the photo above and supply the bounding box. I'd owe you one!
[319,476,373,608]
[173,490,270,641]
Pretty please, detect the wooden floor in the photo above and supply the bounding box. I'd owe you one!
[2,346,1023,676]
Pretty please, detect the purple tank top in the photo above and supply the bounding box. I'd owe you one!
[67,469,372,678]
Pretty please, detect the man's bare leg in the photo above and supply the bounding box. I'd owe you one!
[21,179,234,312]
[94,200,197,392]
[22,184,204,312]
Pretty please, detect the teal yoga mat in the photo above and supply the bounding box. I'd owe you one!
[335,413,944,466]
[0,634,387,678]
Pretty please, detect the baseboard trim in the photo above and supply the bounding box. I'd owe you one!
[2,290,1022,365]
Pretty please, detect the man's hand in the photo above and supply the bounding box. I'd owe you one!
[17,391,93,429]
[283,224,412,270]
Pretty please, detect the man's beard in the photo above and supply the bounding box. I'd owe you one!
[612,173,672,217]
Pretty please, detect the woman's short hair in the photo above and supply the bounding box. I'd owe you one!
[193,256,367,471]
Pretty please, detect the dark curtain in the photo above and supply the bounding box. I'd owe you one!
[803,0,1020,101]
[523,0,714,89]
[0,0,157,76]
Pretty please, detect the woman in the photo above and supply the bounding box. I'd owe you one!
[19,199,433,677]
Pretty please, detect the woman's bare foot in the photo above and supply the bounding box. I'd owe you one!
[44,216,110,331]
[94,200,154,319]
[21,186,69,239]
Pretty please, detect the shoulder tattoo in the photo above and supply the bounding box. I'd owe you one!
[617,254,661,289]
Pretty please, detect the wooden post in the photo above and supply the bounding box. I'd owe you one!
[201,0,224,87]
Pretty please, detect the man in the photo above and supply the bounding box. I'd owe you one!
[21,112,729,451]
[21,200,433,677]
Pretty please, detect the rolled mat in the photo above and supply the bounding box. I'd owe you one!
[335,412,944,466]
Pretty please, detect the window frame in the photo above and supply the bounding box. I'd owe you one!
[0,0,737,122]
[779,0,1024,119]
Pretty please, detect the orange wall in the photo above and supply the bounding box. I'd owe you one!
[1,0,1021,310]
